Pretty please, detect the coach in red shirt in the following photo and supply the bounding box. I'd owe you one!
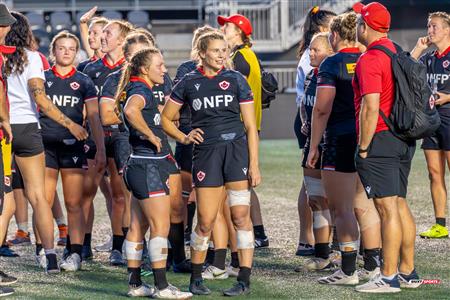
[352,2,420,293]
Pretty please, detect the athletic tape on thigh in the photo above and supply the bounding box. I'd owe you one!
[124,240,144,261]
[313,209,331,229]
[227,189,251,207]
[190,231,209,251]
[339,240,360,252]
[148,237,168,262]
[356,206,381,231]
[304,176,326,198]
[237,230,254,249]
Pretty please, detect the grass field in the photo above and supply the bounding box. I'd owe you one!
[1,140,450,299]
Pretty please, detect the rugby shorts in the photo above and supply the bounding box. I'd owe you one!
[11,123,44,157]
[11,158,23,190]
[422,109,450,151]
[112,132,131,175]
[321,133,357,173]
[175,125,193,172]
[301,139,322,170]
[44,139,87,169]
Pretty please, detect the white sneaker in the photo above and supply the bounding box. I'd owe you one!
[127,283,155,297]
[329,251,341,266]
[318,269,359,285]
[356,273,401,293]
[357,267,380,281]
[226,264,239,277]
[60,253,81,272]
[35,249,46,269]
[153,284,193,299]
[95,236,112,252]
[304,257,336,271]
[202,265,228,280]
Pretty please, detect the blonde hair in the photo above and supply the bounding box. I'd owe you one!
[429,11,450,27]
[191,25,216,60]
[105,20,135,39]
[310,32,332,51]
[49,30,80,63]
[90,17,109,28]
[330,12,357,42]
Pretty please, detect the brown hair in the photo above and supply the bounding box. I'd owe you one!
[105,20,134,39]
[239,31,252,48]
[49,30,80,63]
[122,33,152,59]
[90,16,109,28]
[135,28,156,46]
[191,25,216,61]
[197,31,226,54]
[330,12,357,42]
[429,11,450,27]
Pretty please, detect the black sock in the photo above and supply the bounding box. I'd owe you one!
[112,235,125,253]
[186,203,196,233]
[35,243,43,256]
[191,263,203,282]
[341,250,357,276]
[212,248,227,270]
[231,252,239,268]
[206,247,215,265]
[153,267,169,290]
[128,267,142,287]
[237,267,251,286]
[253,225,267,240]
[169,223,186,264]
[65,235,71,253]
[122,227,129,236]
[436,218,446,227]
[83,233,92,248]
[359,240,364,256]
[314,243,330,259]
[363,248,381,271]
[71,244,83,258]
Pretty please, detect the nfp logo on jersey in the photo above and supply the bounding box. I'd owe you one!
[51,95,80,107]
[191,95,234,111]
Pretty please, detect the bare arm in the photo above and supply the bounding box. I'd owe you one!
[161,100,202,144]
[359,93,380,152]
[79,6,98,58]
[99,98,122,126]
[85,100,106,170]
[410,36,430,60]
[240,102,261,187]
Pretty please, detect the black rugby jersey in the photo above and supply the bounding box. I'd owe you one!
[124,76,171,157]
[78,56,99,72]
[40,66,97,142]
[317,48,361,136]
[303,68,318,135]
[174,60,197,126]
[420,45,450,110]
[153,73,173,106]
[83,56,125,96]
[170,67,253,146]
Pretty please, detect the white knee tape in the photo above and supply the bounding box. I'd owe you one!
[190,231,209,251]
[304,176,326,198]
[149,237,168,262]
[237,230,254,249]
[313,209,331,229]
[339,240,360,252]
[124,240,143,261]
[227,190,251,207]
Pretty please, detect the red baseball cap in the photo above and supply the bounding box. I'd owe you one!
[353,2,391,33]
[217,14,252,36]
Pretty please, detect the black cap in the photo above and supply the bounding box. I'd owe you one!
[0,4,16,26]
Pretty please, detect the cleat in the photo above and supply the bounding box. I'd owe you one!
[295,243,314,256]
[109,250,125,266]
[7,230,31,246]
[95,236,112,252]
[173,259,191,273]
[356,273,401,293]
[398,269,422,289]
[0,245,19,257]
[140,260,153,277]
[0,271,17,286]
[0,287,14,297]
[127,283,155,297]
[153,284,193,299]
[223,281,250,297]
[304,257,336,272]
[81,246,93,260]
[62,248,70,261]
[357,254,364,267]
[254,237,269,249]
[419,224,448,239]
[36,249,47,269]
[226,264,239,277]
[329,251,341,266]
[60,253,81,272]
[357,267,380,282]
[318,269,359,285]
[45,253,60,274]
[189,279,211,295]
[202,265,228,280]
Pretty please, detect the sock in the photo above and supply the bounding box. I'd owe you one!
[36,243,43,256]
[112,235,125,253]
[382,273,396,280]
[237,267,251,286]
[363,248,381,271]
[44,248,56,255]
[206,247,215,265]
[56,217,66,227]
[153,267,169,290]
[341,250,357,276]
[122,227,129,236]
[65,235,71,253]
[359,240,364,256]
[436,218,446,227]
[169,223,186,264]
[314,243,330,259]
[128,267,142,287]
[191,263,203,282]
[253,225,267,240]
[70,244,83,257]
[212,248,227,270]
[17,222,28,232]
[186,203,196,233]
[83,233,92,248]
[231,252,239,268]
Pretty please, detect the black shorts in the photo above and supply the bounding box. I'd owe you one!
[11,123,44,157]
[321,133,357,173]
[422,110,450,151]
[104,133,115,159]
[44,139,87,169]
[84,138,97,160]
[11,158,23,190]
[294,110,307,149]
[355,130,416,199]
[301,139,322,170]
[175,125,193,173]
[112,132,131,174]
[192,137,249,187]
[123,156,170,200]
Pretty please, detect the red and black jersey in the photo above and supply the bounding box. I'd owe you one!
[40,66,97,142]
[83,56,125,95]
[170,67,253,147]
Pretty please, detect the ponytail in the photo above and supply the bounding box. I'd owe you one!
[115,63,132,113]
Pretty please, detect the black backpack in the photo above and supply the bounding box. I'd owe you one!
[371,44,440,141]
[259,63,279,109]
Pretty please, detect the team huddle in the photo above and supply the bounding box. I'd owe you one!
[0,0,448,298]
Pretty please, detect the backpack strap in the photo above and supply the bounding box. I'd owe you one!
[371,45,394,57]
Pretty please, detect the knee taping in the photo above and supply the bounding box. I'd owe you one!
[148,237,168,262]
[356,206,381,231]
[227,190,251,207]
[313,209,331,229]
[190,231,209,251]
[124,240,143,261]
[304,176,326,198]
[339,240,360,252]
[236,230,254,250]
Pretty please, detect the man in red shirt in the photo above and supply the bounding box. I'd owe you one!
[352,2,420,293]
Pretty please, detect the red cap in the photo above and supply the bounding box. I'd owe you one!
[217,14,252,36]
[353,2,390,33]
[0,45,16,54]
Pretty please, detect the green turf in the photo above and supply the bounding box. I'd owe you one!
[2,140,449,299]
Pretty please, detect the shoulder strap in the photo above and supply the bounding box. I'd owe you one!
[371,45,394,58]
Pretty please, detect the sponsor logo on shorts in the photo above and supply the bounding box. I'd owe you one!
[70,82,80,90]
[219,80,230,90]
[197,171,205,182]
[429,94,436,109]
[96,72,101,78]
[365,185,371,194]
[242,168,248,175]
[443,60,449,69]
[72,156,79,164]
[47,81,53,88]
[194,83,201,91]
[166,179,170,188]
[84,144,90,153]
[153,113,161,126]
[4,176,10,187]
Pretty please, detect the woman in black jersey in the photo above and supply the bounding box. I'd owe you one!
[41,31,105,271]
[116,48,192,299]
[162,32,261,297]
